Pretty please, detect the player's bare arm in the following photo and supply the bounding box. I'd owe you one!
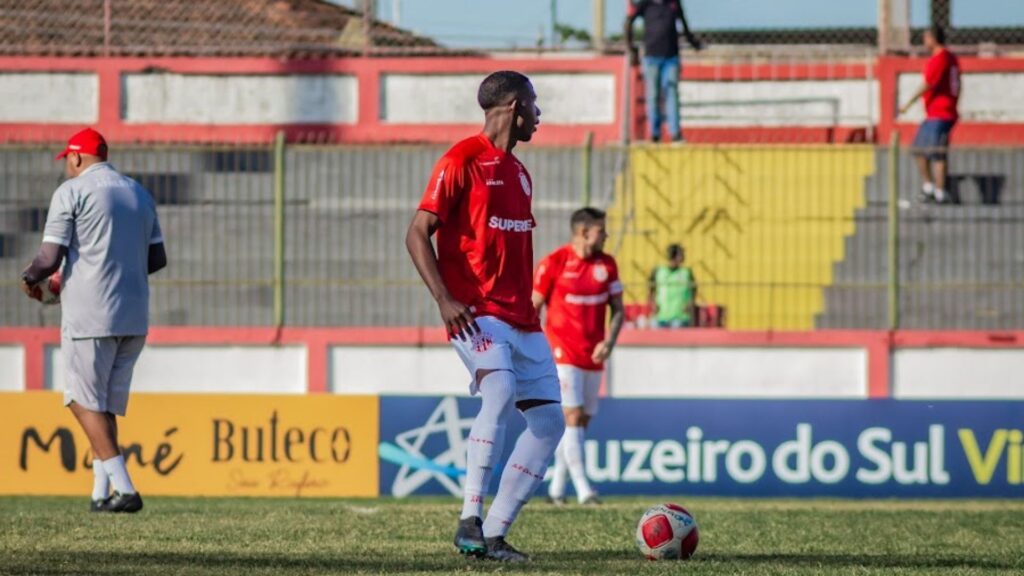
[677,2,703,50]
[592,293,625,363]
[624,8,640,65]
[20,242,67,297]
[532,291,546,312]
[148,243,167,275]
[405,209,478,340]
[900,83,932,115]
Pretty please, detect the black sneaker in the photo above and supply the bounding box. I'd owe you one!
[98,491,143,513]
[485,536,530,562]
[89,499,104,512]
[453,516,486,557]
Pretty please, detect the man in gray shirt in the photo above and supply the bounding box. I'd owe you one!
[20,128,166,513]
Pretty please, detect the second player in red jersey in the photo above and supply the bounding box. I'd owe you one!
[534,227,623,371]
[533,207,625,505]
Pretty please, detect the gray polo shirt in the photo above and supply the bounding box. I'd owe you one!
[42,162,162,338]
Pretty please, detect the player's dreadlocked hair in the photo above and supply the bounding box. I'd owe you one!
[478,70,531,110]
[570,207,606,231]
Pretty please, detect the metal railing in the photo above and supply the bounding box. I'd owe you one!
[1,137,1021,330]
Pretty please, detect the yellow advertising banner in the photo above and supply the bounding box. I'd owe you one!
[0,392,379,497]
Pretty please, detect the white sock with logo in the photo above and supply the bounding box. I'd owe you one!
[547,437,568,499]
[101,454,136,495]
[483,403,565,538]
[563,426,595,502]
[91,459,109,501]
[461,370,514,520]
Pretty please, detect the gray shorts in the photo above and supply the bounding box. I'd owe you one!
[62,333,146,416]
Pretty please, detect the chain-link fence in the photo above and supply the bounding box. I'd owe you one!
[2,138,1021,330]
[3,0,1022,57]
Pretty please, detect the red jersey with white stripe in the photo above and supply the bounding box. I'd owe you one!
[418,134,540,331]
[534,245,623,370]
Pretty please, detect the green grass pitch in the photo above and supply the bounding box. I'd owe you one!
[2,497,1022,575]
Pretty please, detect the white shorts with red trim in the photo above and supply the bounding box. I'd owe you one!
[556,364,602,415]
[450,316,561,404]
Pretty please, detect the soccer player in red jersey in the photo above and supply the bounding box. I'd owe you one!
[900,25,960,204]
[406,71,563,563]
[533,208,625,506]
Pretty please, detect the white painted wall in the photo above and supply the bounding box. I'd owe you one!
[381,73,617,124]
[609,347,867,398]
[893,348,1024,399]
[46,345,307,394]
[679,79,878,127]
[32,342,1024,398]
[0,346,24,391]
[330,346,471,395]
[0,73,98,123]
[123,74,358,124]
[897,72,1024,122]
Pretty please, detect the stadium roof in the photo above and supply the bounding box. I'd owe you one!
[0,0,456,58]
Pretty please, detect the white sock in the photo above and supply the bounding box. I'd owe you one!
[461,371,515,520]
[91,459,109,501]
[934,188,947,202]
[922,181,935,195]
[101,455,136,495]
[547,437,568,499]
[483,403,565,538]
[563,426,595,502]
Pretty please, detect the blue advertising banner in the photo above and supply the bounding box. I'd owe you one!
[378,397,1024,498]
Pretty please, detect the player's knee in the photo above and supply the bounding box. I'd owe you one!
[524,402,565,441]
[563,407,586,427]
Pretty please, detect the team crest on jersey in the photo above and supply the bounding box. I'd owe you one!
[518,171,532,197]
[471,331,494,353]
[592,264,609,282]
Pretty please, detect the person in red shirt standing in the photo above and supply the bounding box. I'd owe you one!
[533,208,624,505]
[900,25,960,204]
[406,70,563,563]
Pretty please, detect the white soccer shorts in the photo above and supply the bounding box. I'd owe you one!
[450,316,561,404]
[556,364,603,415]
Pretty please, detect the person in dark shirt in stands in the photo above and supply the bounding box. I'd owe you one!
[625,0,703,143]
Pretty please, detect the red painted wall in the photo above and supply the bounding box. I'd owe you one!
[2,55,1024,145]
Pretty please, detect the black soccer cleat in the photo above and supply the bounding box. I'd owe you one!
[580,494,603,506]
[454,516,486,557]
[485,536,530,562]
[89,499,105,512]
[98,491,143,513]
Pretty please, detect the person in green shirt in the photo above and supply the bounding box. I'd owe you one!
[648,243,697,328]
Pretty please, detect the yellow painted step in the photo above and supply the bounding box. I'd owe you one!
[607,145,875,330]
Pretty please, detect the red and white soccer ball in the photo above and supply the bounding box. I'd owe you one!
[635,503,699,560]
[30,271,62,305]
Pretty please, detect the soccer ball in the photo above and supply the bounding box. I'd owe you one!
[30,270,62,305]
[635,503,699,560]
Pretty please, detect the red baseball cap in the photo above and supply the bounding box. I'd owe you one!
[55,128,108,160]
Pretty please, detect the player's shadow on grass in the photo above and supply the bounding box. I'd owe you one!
[696,552,1019,571]
[8,550,634,575]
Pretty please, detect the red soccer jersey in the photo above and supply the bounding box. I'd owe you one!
[923,48,960,121]
[534,245,623,370]
[418,134,540,331]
